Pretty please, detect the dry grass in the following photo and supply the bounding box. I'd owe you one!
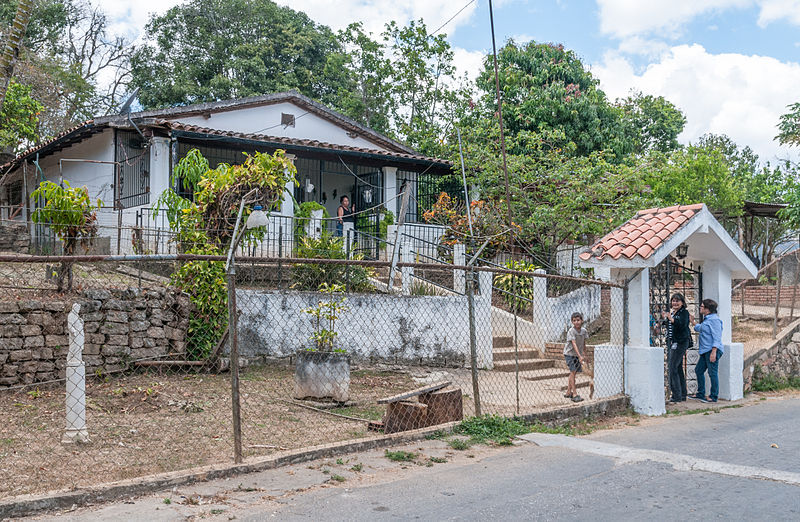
[0,365,414,499]
[733,317,777,358]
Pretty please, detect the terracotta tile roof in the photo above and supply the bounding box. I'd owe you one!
[156,120,453,166]
[579,204,705,263]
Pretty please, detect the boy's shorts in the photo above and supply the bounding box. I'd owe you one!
[565,355,582,373]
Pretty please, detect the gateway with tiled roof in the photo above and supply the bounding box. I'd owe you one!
[580,203,757,417]
[580,203,757,278]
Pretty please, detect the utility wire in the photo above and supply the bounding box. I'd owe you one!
[431,0,476,36]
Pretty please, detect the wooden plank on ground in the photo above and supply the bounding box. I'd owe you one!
[377,381,451,404]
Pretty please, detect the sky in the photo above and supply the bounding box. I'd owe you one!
[97,0,800,163]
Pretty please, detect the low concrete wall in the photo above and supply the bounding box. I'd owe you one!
[236,271,494,368]
[743,317,800,389]
[492,280,603,347]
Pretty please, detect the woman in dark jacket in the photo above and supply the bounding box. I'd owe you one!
[663,293,691,403]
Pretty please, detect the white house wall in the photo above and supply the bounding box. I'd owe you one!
[171,101,390,152]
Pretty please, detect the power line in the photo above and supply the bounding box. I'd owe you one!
[431,0,476,37]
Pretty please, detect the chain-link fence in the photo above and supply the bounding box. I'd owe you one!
[0,253,626,499]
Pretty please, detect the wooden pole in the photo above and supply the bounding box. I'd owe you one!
[773,259,782,339]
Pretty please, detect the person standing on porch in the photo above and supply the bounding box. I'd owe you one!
[662,293,691,403]
[336,195,355,237]
[690,299,724,403]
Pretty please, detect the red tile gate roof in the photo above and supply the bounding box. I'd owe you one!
[579,204,705,262]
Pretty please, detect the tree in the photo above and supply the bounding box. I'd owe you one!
[776,102,800,147]
[618,91,686,154]
[335,22,392,135]
[161,148,296,359]
[474,41,633,160]
[0,80,42,151]
[2,0,133,137]
[30,180,99,292]
[129,0,347,109]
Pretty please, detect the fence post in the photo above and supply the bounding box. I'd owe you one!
[63,303,89,443]
[278,225,283,290]
[622,281,629,394]
[227,263,243,463]
[466,269,482,417]
[773,259,782,338]
[513,273,519,415]
[345,229,351,292]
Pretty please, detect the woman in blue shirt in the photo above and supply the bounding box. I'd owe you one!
[689,298,724,403]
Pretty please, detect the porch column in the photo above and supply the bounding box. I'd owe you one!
[383,166,397,215]
[149,137,171,203]
[280,154,296,217]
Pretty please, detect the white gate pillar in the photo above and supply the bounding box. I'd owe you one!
[615,267,665,416]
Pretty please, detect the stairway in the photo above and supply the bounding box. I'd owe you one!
[492,336,592,391]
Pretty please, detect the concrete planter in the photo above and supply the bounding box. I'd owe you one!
[293,351,350,402]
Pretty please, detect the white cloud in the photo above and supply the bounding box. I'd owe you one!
[95,0,477,43]
[596,0,751,39]
[452,47,486,82]
[592,44,800,161]
[756,0,800,26]
[597,0,800,39]
[274,0,478,35]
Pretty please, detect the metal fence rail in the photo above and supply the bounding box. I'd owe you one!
[0,254,626,499]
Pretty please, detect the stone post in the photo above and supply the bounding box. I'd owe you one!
[63,303,89,443]
[401,240,413,295]
[454,243,466,294]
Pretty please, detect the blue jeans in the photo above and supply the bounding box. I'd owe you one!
[335,222,343,237]
[695,351,723,401]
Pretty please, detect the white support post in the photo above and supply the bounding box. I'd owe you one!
[281,154,296,218]
[454,243,466,294]
[475,270,494,369]
[383,166,397,214]
[619,267,666,416]
[63,303,89,443]
[702,260,733,344]
[401,240,413,295]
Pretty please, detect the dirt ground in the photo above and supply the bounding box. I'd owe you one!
[732,317,779,358]
[0,365,415,499]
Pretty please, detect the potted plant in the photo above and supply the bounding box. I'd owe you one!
[294,283,350,402]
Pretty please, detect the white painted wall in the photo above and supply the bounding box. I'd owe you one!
[490,279,603,348]
[171,101,390,151]
[235,281,494,368]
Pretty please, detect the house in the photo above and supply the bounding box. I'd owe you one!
[0,91,454,255]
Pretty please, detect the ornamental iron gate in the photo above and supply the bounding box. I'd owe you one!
[650,256,703,395]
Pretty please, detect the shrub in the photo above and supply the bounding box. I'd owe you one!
[291,235,374,292]
[493,260,539,313]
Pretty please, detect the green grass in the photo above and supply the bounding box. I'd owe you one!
[429,456,447,463]
[330,474,346,482]
[454,415,530,445]
[384,450,417,462]
[350,463,363,472]
[424,429,448,440]
[447,438,471,450]
[751,365,800,391]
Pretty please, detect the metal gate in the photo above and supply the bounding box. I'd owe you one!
[353,170,383,259]
[115,130,151,208]
[650,256,703,395]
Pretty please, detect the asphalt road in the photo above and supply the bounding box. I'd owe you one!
[36,395,800,521]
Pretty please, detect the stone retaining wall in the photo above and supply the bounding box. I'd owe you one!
[0,221,30,253]
[0,287,191,387]
[743,318,800,390]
